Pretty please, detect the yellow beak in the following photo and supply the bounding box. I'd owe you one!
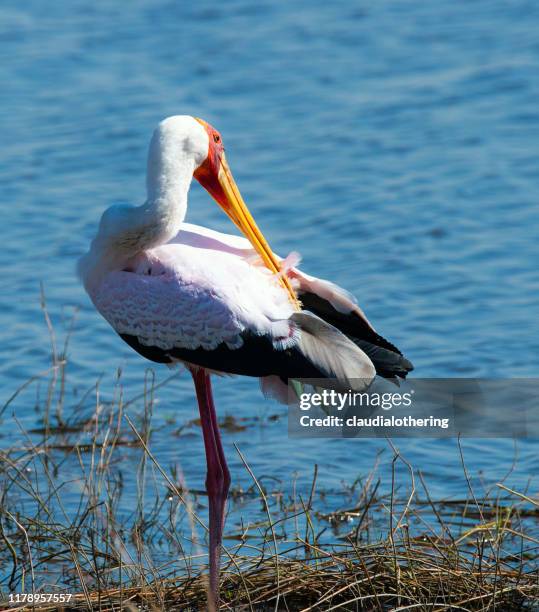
[216,153,301,310]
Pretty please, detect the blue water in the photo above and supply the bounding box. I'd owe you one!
[1,0,539,582]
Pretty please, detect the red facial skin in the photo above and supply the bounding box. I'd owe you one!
[193,119,227,205]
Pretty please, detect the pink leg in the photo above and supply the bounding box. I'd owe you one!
[190,368,230,610]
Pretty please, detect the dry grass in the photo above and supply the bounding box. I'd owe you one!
[0,302,538,611]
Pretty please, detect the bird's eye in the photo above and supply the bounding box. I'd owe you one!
[213,134,221,144]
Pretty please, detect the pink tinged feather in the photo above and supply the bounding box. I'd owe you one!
[89,242,296,353]
[176,223,375,332]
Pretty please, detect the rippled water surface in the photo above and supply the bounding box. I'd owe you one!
[1,0,538,579]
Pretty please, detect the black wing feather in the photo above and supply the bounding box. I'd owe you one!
[119,331,329,379]
[298,291,413,380]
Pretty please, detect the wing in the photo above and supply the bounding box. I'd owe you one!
[174,224,414,380]
[88,238,376,389]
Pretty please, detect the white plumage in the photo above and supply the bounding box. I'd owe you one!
[91,229,296,353]
[86,219,377,388]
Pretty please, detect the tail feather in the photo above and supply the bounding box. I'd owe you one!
[351,339,414,380]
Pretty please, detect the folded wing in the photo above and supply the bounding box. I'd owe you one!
[177,223,414,381]
[88,239,376,395]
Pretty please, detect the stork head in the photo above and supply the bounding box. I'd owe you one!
[151,115,298,306]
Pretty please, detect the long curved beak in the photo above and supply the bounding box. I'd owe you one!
[199,152,300,309]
